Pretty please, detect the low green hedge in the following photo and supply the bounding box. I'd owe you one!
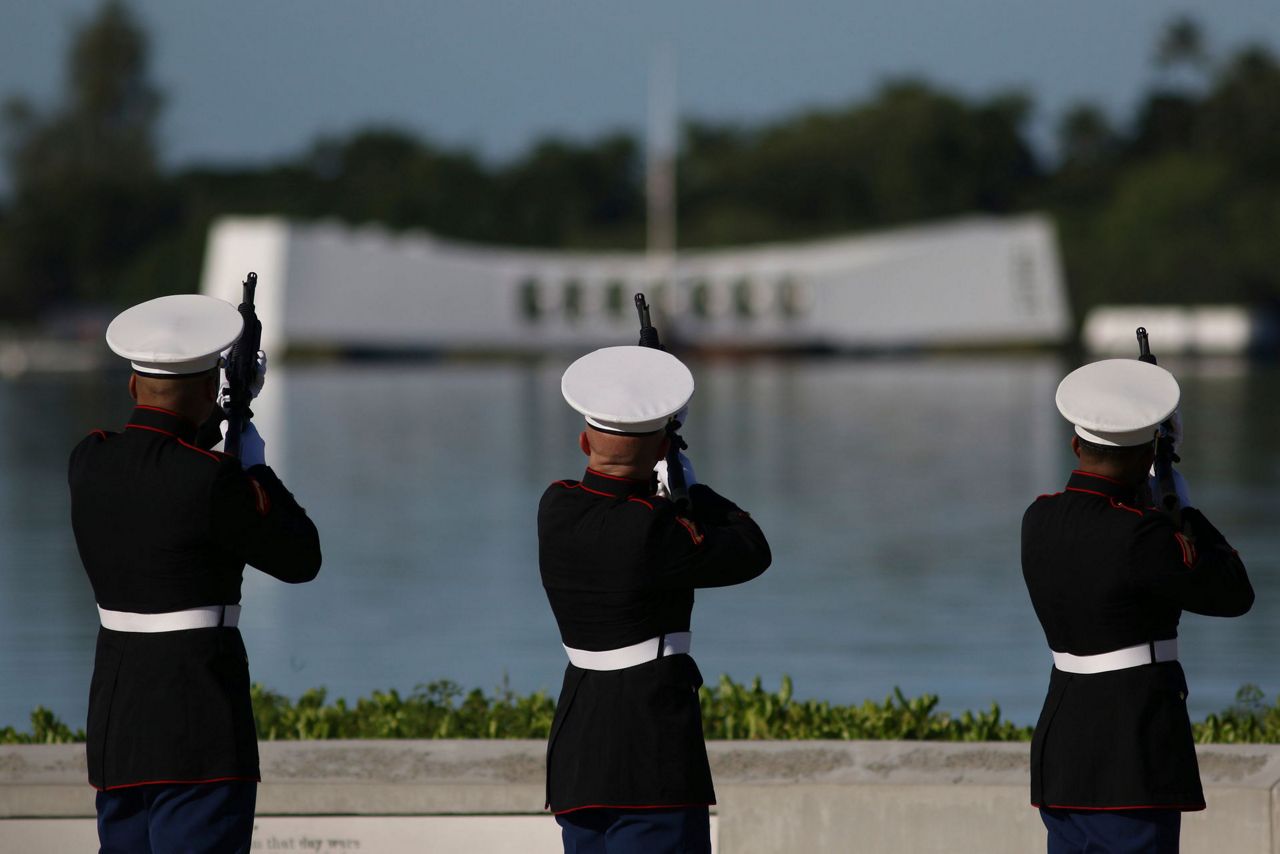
[4,677,1279,744]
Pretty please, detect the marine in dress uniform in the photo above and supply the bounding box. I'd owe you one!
[1022,359,1253,854]
[539,346,772,854]
[69,294,322,854]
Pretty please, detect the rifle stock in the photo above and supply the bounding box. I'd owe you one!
[223,272,262,458]
[1135,326,1182,522]
[635,293,690,509]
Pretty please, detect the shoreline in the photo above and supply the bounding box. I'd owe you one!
[7,678,1277,745]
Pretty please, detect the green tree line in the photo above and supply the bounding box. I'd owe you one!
[2,3,1278,321]
[6,677,1280,744]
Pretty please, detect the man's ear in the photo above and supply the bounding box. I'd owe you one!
[204,371,219,402]
[656,434,671,462]
[579,431,591,457]
[128,374,138,402]
[1070,436,1082,459]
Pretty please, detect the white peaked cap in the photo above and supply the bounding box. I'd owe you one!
[561,346,695,434]
[106,294,244,377]
[1055,359,1180,447]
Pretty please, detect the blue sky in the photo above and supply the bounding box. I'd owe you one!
[3,1,1280,173]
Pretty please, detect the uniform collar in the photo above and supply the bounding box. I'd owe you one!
[581,468,655,498]
[125,405,200,443]
[1066,469,1139,503]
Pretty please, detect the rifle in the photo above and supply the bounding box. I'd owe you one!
[635,293,690,509]
[223,272,263,458]
[1136,326,1182,522]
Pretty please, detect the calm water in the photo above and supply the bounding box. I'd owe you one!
[2,355,1277,731]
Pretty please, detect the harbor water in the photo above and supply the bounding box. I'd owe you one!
[2,355,1277,732]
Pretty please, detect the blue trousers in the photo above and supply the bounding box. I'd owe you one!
[97,781,257,854]
[556,806,711,854]
[1041,807,1181,854]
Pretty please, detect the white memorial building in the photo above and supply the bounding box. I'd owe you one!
[200,214,1070,355]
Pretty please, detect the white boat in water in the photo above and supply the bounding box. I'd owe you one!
[1083,305,1280,357]
[199,213,1071,355]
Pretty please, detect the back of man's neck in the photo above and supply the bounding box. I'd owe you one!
[588,460,650,481]
[1076,461,1141,487]
[135,396,202,426]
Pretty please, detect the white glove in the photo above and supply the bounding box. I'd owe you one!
[251,351,267,399]
[1148,466,1191,509]
[217,351,267,404]
[238,421,266,469]
[655,452,697,499]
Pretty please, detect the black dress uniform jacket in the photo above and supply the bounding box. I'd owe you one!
[68,405,321,790]
[539,469,771,814]
[1022,470,1252,810]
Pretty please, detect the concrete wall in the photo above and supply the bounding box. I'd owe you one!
[3,740,1278,853]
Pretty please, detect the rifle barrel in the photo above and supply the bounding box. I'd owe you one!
[635,293,651,328]
[635,292,662,350]
[1136,327,1156,365]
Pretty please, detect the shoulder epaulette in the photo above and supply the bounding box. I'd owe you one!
[550,480,658,511]
[1107,497,1145,517]
[174,437,225,464]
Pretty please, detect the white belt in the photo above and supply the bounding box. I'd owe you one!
[98,604,241,633]
[1052,639,1178,674]
[564,631,692,671]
